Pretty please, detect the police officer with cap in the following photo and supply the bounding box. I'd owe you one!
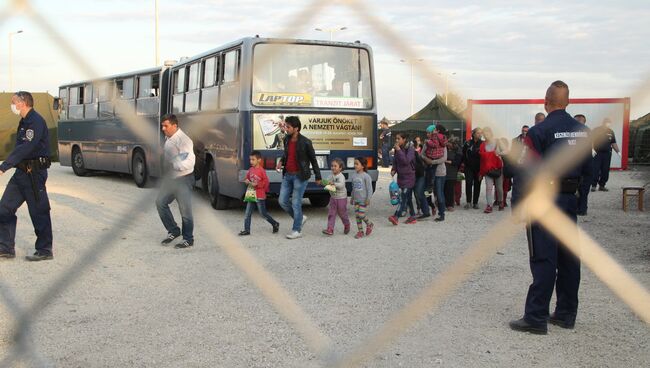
[0,91,53,261]
[509,81,591,334]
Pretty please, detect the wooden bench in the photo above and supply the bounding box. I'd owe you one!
[622,186,645,212]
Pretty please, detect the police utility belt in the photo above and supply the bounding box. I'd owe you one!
[16,157,51,172]
[550,178,580,194]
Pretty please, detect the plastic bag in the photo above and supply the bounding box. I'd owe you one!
[244,185,257,203]
[389,179,400,206]
[324,184,337,194]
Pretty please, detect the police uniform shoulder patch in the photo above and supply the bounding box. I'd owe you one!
[26,129,34,141]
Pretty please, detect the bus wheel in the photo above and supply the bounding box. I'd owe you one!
[308,195,330,208]
[206,162,228,210]
[71,147,88,176]
[132,150,149,188]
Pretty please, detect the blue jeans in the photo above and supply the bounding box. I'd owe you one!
[395,187,415,218]
[0,170,52,255]
[279,174,309,232]
[414,176,430,216]
[156,174,194,242]
[244,199,278,232]
[434,176,446,217]
[381,144,392,167]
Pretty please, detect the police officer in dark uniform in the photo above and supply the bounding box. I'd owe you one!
[0,91,53,261]
[574,114,591,216]
[509,81,592,334]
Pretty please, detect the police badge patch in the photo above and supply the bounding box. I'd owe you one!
[25,129,34,141]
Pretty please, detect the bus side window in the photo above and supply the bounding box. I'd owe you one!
[98,80,114,119]
[84,83,97,119]
[185,63,200,112]
[59,87,68,120]
[223,49,239,83]
[201,56,219,111]
[136,74,159,116]
[172,68,186,113]
[220,49,240,110]
[68,86,84,120]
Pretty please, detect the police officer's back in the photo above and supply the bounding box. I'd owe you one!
[509,81,591,335]
[0,91,53,261]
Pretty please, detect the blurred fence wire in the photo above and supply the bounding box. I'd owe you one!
[0,0,648,367]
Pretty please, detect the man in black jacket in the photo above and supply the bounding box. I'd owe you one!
[462,127,483,209]
[276,116,321,239]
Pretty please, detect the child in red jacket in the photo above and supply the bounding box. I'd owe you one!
[239,151,279,236]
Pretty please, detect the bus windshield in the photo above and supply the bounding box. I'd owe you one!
[252,43,372,109]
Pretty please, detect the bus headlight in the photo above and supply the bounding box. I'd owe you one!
[347,157,355,168]
[315,155,328,169]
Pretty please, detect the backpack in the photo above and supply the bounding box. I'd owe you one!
[389,179,400,206]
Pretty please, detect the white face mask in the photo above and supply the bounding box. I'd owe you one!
[10,104,20,115]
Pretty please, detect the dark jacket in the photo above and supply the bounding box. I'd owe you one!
[462,138,482,173]
[0,109,50,172]
[445,147,462,180]
[392,143,416,188]
[281,134,322,181]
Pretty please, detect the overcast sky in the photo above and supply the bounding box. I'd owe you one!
[1,0,649,120]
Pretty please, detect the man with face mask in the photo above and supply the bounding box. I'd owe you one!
[0,91,53,261]
[590,118,619,192]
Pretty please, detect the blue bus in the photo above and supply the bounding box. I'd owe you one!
[57,37,378,209]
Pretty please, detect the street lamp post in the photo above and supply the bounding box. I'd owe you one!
[314,27,347,41]
[8,30,23,91]
[401,58,424,115]
[155,0,159,66]
[437,72,457,105]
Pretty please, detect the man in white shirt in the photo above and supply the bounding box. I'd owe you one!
[156,114,196,249]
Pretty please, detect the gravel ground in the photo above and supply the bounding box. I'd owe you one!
[0,164,648,367]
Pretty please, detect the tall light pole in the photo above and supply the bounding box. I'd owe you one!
[437,72,457,105]
[154,0,159,66]
[8,30,23,91]
[314,27,347,41]
[401,58,424,115]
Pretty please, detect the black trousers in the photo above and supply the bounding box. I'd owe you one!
[444,179,456,208]
[0,169,52,255]
[465,167,481,205]
[524,193,580,327]
[592,151,611,187]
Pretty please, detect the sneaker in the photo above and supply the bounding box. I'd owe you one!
[174,240,194,249]
[161,233,180,245]
[238,230,250,236]
[343,225,351,235]
[365,222,374,236]
[464,204,471,209]
[484,205,493,214]
[405,216,417,224]
[493,200,499,206]
[0,251,16,259]
[434,216,445,222]
[416,213,430,219]
[447,206,454,212]
[354,231,364,239]
[25,252,53,262]
[272,222,279,234]
[590,186,596,192]
[286,231,302,239]
[302,215,308,226]
[322,229,334,236]
[598,186,608,192]
[388,215,399,225]
[498,205,505,211]
[472,204,479,209]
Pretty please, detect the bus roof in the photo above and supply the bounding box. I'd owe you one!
[170,36,373,68]
[59,66,163,89]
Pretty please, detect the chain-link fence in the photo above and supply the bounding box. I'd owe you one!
[1,0,649,367]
